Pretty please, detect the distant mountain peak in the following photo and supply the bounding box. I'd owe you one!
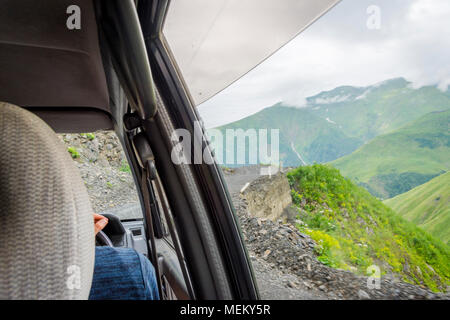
[214,77,449,170]
[304,77,410,106]
[372,77,409,88]
[306,86,366,105]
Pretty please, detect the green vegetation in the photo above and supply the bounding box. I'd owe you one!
[214,78,450,167]
[384,172,450,245]
[310,78,450,141]
[287,164,450,291]
[119,161,131,173]
[214,104,362,166]
[331,110,450,199]
[81,133,95,141]
[67,147,80,159]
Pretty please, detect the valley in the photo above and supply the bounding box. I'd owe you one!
[331,110,449,199]
[384,172,450,245]
[213,78,450,169]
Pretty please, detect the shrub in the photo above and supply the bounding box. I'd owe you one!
[67,147,80,159]
[81,133,95,141]
[288,164,450,291]
[119,162,131,173]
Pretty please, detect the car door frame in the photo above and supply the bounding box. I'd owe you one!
[136,0,259,300]
[94,0,259,300]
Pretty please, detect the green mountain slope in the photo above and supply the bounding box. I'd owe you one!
[384,172,450,245]
[331,110,450,199]
[214,105,361,166]
[212,78,450,167]
[287,164,450,292]
[309,78,450,141]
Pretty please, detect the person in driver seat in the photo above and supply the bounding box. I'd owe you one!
[89,214,159,300]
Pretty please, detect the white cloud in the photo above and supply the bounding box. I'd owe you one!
[315,95,352,104]
[198,0,450,128]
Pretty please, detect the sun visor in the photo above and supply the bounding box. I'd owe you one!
[163,0,340,105]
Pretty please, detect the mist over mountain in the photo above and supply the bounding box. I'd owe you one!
[213,77,450,168]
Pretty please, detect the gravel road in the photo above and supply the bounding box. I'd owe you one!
[222,166,264,194]
[222,166,328,299]
[251,256,329,300]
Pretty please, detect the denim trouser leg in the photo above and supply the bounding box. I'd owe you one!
[89,246,159,300]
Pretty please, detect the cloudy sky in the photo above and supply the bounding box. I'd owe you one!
[193,0,450,128]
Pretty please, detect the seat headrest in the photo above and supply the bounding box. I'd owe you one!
[0,102,95,299]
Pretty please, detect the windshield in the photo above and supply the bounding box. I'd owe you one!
[164,0,450,299]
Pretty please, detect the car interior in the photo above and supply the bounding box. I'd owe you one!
[0,0,259,300]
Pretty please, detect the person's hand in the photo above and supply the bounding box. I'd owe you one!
[93,213,108,235]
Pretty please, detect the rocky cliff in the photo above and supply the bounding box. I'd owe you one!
[240,172,294,221]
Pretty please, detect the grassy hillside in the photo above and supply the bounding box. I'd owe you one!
[384,172,450,245]
[331,110,450,199]
[287,164,450,292]
[309,78,450,141]
[214,105,361,166]
[212,78,450,167]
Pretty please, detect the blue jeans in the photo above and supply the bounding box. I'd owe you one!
[89,246,159,300]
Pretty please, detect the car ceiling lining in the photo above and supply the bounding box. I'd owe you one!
[0,0,110,131]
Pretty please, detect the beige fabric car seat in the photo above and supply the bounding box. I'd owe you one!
[0,102,95,299]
